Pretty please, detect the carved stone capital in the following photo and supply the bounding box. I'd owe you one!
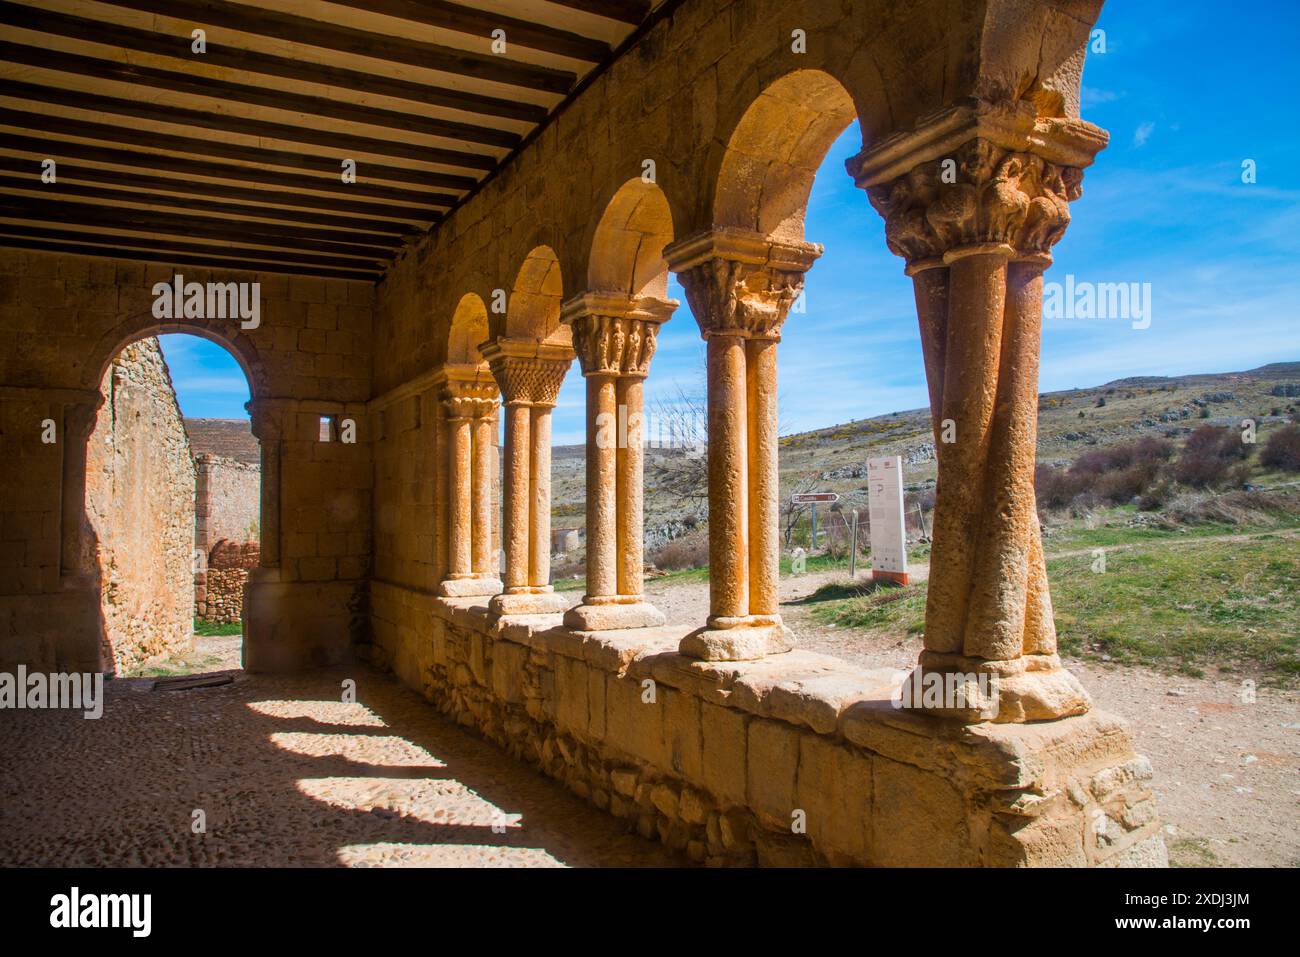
[435,363,498,419]
[479,339,574,408]
[561,292,675,379]
[246,400,285,443]
[664,227,820,341]
[851,101,1107,267]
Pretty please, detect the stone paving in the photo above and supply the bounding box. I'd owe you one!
[0,664,684,867]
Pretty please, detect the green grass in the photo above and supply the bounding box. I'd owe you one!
[128,653,227,678]
[802,533,1299,684]
[552,576,586,592]
[1049,535,1299,683]
[194,618,242,636]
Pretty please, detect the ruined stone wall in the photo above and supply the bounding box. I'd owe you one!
[368,587,1165,867]
[85,337,194,673]
[196,541,260,623]
[195,454,260,550]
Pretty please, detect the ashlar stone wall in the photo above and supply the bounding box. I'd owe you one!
[85,337,195,673]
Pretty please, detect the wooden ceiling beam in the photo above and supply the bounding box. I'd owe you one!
[0,41,521,150]
[0,157,441,221]
[543,0,651,26]
[0,236,382,280]
[0,2,548,123]
[95,0,577,93]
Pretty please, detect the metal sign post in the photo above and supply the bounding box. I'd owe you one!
[791,492,838,555]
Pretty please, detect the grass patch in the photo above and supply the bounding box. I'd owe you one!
[1050,536,1299,683]
[809,579,928,635]
[552,576,586,592]
[1168,837,1222,868]
[194,618,242,637]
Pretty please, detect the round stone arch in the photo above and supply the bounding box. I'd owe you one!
[442,292,492,370]
[493,245,571,349]
[709,69,859,244]
[585,178,676,298]
[87,319,266,403]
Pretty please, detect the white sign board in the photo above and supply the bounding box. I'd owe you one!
[867,456,907,578]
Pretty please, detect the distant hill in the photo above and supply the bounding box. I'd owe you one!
[550,362,1300,542]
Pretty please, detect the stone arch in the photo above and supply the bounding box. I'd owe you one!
[445,293,491,368]
[713,69,858,243]
[88,319,265,403]
[587,179,676,298]
[496,245,570,347]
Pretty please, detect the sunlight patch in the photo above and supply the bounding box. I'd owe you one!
[245,699,385,727]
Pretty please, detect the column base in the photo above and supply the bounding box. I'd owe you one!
[904,651,1092,723]
[679,615,794,661]
[563,598,665,631]
[437,576,502,598]
[489,588,571,618]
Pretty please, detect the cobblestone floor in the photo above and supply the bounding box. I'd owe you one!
[0,665,684,867]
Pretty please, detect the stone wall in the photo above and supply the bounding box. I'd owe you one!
[195,454,260,551]
[85,337,195,673]
[196,540,260,623]
[369,585,1165,867]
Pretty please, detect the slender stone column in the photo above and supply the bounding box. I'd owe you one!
[59,397,101,580]
[664,228,820,660]
[482,339,573,618]
[561,293,673,631]
[855,106,1108,721]
[471,408,496,578]
[446,410,473,579]
[435,367,500,598]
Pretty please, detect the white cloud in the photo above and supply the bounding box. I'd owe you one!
[1133,121,1155,147]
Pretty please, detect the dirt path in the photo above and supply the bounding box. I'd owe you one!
[644,542,1300,868]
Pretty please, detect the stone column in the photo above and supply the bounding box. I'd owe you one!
[561,293,674,631]
[854,104,1108,721]
[435,366,501,598]
[59,396,102,581]
[481,339,574,617]
[664,228,820,660]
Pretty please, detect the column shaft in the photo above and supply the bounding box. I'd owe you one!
[616,376,646,599]
[529,405,553,589]
[447,414,472,578]
[923,249,1010,655]
[501,403,531,592]
[705,333,749,623]
[745,338,779,619]
[471,411,495,576]
[586,374,618,601]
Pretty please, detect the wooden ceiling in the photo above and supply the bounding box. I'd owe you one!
[0,0,662,281]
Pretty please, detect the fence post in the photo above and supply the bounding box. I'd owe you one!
[849,510,858,577]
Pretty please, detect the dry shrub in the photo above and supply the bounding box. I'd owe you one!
[1261,424,1300,472]
[1174,425,1251,488]
[651,526,709,570]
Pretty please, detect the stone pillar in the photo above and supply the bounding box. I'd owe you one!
[435,366,501,598]
[560,293,675,631]
[664,228,820,660]
[853,104,1108,721]
[481,340,573,617]
[59,397,101,581]
[248,402,283,570]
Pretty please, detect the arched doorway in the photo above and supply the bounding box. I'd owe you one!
[85,332,259,675]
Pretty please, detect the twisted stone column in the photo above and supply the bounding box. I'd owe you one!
[561,293,675,631]
[481,340,573,617]
[664,228,820,660]
[853,104,1108,721]
[435,367,501,598]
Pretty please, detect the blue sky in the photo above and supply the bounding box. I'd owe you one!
[162,0,1299,442]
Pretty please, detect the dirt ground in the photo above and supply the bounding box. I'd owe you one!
[645,566,1300,868]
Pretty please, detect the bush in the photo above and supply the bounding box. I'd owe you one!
[1261,425,1300,472]
[1174,425,1252,488]
[651,528,709,570]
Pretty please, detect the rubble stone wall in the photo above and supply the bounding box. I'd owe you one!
[85,337,195,673]
[369,582,1166,868]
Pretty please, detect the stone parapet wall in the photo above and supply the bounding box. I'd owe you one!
[195,454,260,552]
[369,581,1166,867]
[197,568,250,623]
